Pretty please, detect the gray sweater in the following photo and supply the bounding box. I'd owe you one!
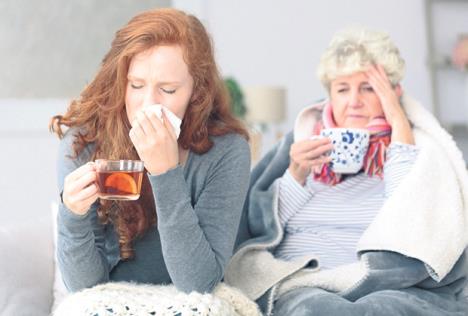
[56,129,250,294]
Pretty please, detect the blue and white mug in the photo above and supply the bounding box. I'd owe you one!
[320,128,370,174]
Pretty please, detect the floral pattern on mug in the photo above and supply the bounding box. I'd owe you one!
[320,128,370,174]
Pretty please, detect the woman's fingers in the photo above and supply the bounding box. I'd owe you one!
[147,109,170,138]
[162,108,177,140]
[129,120,146,145]
[130,108,177,147]
[289,138,334,185]
[297,151,332,167]
[292,138,331,155]
[376,64,390,81]
[292,139,333,160]
[366,69,385,94]
[291,140,333,176]
[64,165,94,190]
[67,190,99,215]
[65,162,95,183]
[367,64,393,94]
[307,142,334,159]
[64,164,97,197]
[135,111,157,137]
[367,64,386,81]
[74,182,99,201]
[309,155,332,166]
[81,194,100,210]
[128,108,179,175]
[67,183,98,207]
[366,64,408,128]
[63,165,99,215]
[68,170,97,195]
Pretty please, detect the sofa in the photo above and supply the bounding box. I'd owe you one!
[2,200,468,316]
[0,203,262,316]
[0,213,55,315]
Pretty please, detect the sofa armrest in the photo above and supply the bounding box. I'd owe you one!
[0,218,54,316]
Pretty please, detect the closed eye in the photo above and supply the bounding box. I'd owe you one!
[130,83,143,89]
[161,87,176,94]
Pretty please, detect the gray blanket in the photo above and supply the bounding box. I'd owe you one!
[226,131,468,315]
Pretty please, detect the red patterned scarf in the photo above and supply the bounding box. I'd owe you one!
[313,102,392,185]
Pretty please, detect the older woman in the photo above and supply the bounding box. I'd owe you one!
[226,28,468,315]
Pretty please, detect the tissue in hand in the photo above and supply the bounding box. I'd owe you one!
[143,104,182,139]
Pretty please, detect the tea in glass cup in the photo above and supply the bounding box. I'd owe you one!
[95,159,144,200]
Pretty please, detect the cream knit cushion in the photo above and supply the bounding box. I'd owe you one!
[51,204,261,316]
[53,282,261,316]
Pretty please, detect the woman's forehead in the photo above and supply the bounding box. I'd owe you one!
[331,72,368,85]
[128,45,190,82]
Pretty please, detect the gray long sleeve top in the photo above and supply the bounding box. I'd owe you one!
[56,129,250,294]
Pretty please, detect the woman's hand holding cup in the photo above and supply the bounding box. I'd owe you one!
[288,137,333,186]
[63,162,99,215]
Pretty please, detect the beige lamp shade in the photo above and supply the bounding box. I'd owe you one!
[244,86,286,124]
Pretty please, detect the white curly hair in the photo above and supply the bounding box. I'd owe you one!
[317,27,405,90]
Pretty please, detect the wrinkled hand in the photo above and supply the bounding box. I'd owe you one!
[129,108,179,175]
[366,64,414,144]
[288,137,333,186]
[63,162,99,215]
[366,64,405,126]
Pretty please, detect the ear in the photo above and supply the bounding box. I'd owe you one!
[394,84,403,97]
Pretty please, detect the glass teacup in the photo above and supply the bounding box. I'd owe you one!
[95,159,144,200]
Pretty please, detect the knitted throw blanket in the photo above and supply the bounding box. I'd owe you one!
[53,282,261,316]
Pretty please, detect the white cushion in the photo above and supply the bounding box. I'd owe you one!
[51,201,69,311]
[0,217,54,315]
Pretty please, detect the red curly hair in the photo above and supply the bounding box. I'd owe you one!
[50,8,248,260]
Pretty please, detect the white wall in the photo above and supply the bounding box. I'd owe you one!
[0,100,67,224]
[0,0,171,98]
[175,0,432,130]
[0,1,170,224]
[2,2,466,223]
[429,1,468,125]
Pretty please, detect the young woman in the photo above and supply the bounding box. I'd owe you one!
[50,8,250,296]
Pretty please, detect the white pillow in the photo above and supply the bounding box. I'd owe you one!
[51,201,69,311]
[0,216,54,315]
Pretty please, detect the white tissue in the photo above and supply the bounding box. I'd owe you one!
[143,104,182,139]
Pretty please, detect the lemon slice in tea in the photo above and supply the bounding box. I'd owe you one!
[104,172,138,194]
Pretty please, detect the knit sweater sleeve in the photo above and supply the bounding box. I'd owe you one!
[383,142,420,197]
[55,130,112,292]
[149,135,251,294]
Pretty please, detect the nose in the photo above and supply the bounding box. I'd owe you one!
[142,88,162,107]
[349,89,363,108]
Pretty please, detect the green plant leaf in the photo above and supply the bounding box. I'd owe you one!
[224,77,247,119]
